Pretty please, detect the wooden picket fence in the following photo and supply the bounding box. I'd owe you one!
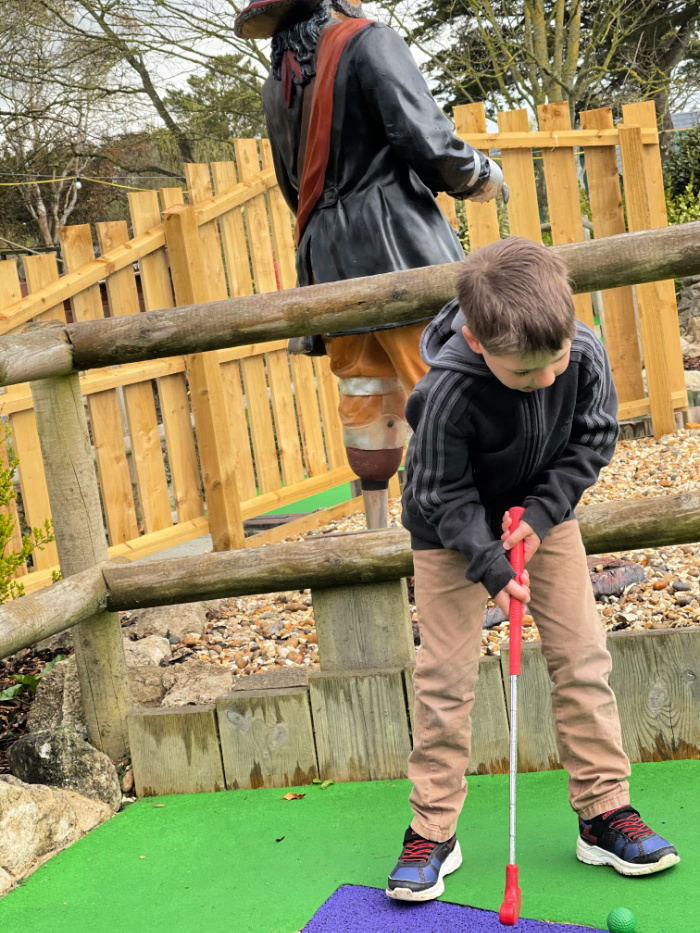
[0,139,372,595]
[442,99,686,433]
[0,100,687,594]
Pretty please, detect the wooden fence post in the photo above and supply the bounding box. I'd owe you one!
[618,125,677,439]
[60,225,139,545]
[579,107,644,404]
[163,203,246,551]
[127,190,205,525]
[311,579,415,672]
[453,103,501,250]
[537,103,595,328]
[622,101,688,404]
[1,257,60,572]
[95,220,173,537]
[497,108,542,244]
[28,325,132,758]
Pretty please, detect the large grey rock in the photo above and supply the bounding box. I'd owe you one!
[8,730,122,812]
[35,629,74,653]
[128,666,165,707]
[677,275,700,335]
[0,774,111,896]
[27,651,167,737]
[122,635,170,667]
[161,660,234,707]
[121,602,210,640]
[26,658,87,739]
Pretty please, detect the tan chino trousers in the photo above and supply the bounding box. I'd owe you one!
[408,519,631,843]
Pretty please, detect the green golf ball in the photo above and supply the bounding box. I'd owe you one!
[607,907,636,933]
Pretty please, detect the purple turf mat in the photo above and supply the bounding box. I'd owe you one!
[302,885,605,932]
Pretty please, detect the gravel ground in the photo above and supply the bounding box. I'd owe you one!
[3,429,700,769]
[170,428,700,675]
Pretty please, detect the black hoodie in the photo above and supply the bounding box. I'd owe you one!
[401,298,619,598]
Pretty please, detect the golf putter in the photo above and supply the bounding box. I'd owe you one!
[499,505,526,926]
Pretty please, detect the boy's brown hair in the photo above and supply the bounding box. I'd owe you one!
[456,236,576,356]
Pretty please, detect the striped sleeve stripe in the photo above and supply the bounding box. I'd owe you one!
[573,329,617,450]
[414,371,473,510]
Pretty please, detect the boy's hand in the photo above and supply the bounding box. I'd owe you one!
[493,571,530,618]
[501,512,541,565]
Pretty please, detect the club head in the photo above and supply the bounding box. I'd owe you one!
[499,863,522,925]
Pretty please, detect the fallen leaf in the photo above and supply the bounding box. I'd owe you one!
[282,792,306,800]
[275,836,286,842]
[153,804,166,808]
[139,856,146,859]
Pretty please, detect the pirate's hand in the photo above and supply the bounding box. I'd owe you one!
[469,157,509,204]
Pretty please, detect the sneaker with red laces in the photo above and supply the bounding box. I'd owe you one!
[386,826,462,901]
[577,805,680,876]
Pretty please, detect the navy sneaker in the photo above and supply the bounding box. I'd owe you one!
[577,805,680,876]
[386,826,462,901]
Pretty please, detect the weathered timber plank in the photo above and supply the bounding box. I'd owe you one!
[216,687,318,790]
[312,579,415,672]
[128,706,226,796]
[469,655,511,776]
[309,668,411,782]
[500,641,561,773]
[607,628,700,762]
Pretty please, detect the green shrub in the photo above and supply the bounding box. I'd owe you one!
[665,125,700,198]
[666,181,700,225]
[0,427,55,606]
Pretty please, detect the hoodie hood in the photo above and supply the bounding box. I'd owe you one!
[420,298,493,377]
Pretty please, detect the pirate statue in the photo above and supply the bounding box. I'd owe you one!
[235,0,508,528]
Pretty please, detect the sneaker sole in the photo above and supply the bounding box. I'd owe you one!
[576,837,680,876]
[385,842,463,902]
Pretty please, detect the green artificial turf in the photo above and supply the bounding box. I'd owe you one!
[1,761,696,933]
[262,482,354,516]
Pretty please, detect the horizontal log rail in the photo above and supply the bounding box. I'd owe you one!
[1,223,699,387]
[0,564,109,659]
[100,490,700,609]
[2,491,699,661]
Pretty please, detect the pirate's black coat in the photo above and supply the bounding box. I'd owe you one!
[263,21,488,333]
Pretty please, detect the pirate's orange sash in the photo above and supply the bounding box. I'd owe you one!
[295,18,372,245]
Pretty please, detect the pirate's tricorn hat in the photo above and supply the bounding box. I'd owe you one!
[234,0,325,39]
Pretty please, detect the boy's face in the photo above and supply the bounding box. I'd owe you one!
[462,325,572,392]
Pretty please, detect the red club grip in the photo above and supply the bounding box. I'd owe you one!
[507,506,526,676]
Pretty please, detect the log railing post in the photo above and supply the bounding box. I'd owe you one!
[29,323,132,758]
[311,579,416,673]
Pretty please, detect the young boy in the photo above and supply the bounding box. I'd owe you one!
[387,236,679,902]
